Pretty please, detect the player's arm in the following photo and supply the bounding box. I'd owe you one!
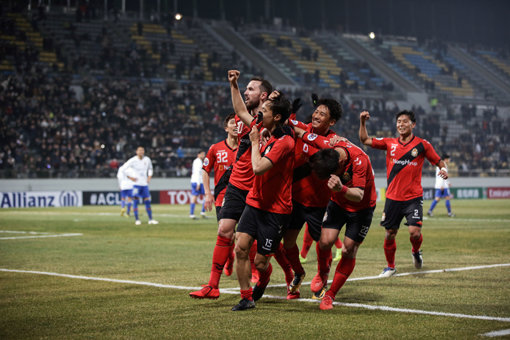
[120,160,137,182]
[296,128,334,150]
[328,174,364,202]
[249,126,273,175]
[436,159,448,179]
[359,110,373,146]
[202,170,214,211]
[147,158,153,183]
[228,70,253,126]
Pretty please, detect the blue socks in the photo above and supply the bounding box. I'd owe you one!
[429,199,438,212]
[190,203,196,215]
[144,200,153,220]
[127,202,132,215]
[121,200,126,209]
[446,200,451,214]
[133,199,139,220]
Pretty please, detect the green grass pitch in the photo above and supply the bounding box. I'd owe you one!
[1,199,509,339]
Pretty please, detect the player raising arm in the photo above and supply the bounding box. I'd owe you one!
[359,110,447,277]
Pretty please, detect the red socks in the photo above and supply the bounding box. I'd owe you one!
[258,262,273,286]
[274,243,293,285]
[329,257,356,297]
[317,243,332,275]
[334,238,343,249]
[285,244,305,275]
[241,287,253,301]
[383,238,396,268]
[208,235,232,288]
[410,234,423,253]
[300,224,313,258]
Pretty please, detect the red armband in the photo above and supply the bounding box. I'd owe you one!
[340,185,348,195]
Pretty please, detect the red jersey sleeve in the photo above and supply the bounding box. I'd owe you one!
[350,154,369,190]
[423,139,441,166]
[263,136,294,165]
[289,119,308,130]
[301,131,334,150]
[202,145,216,174]
[370,137,388,150]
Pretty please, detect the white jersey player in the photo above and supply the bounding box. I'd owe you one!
[427,154,454,217]
[119,146,159,225]
[190,150,206,219]
[117,166,136,217]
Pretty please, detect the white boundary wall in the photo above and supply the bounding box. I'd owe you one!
[1,177,509,191]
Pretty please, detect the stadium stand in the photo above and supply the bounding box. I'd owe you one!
[0,6,509,178]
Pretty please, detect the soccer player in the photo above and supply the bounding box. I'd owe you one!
[117,164,135,217]
[292,125,377,310]
[427,154,454,217]
[359,110,448,277]
[227,70,295,311]
[299,224,344,264]
[284,98,343,299]
[202,113,238,276]
[190,150,206,219]
[119,146,159,225]
[190,73,292,300]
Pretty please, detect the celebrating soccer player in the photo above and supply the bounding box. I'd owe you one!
[283,97,343,299]
[119,146,158,225]
[227,70,295,311]
[359,110,448,277]
[202,113,238,275]
[292,125,377,309]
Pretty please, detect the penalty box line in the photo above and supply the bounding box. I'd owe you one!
[0,230,83,240]
[1,263,510,323]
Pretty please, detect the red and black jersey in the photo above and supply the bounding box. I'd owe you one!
[302,132,377,212]
[371,135,441,201]
[203,139,237,207]
[289,119,336,208]
[229,116,256,191]
[246,128,295,214]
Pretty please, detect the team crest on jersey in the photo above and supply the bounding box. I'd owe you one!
[203,157,209,167]
[341,172,351,183]
[307,133,318,141]
[411,148,418,157]
[290,120,298,125]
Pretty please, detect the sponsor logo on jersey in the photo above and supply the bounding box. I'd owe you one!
[290,120,298,125]
[411,148,418,157]
[392,159,418,166]
[341,172,351,182]
[307,133,318,141]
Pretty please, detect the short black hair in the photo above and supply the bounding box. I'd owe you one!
[267,91,291,124]
[250,76,273,97]
[224,113,235,128]
[309,148,340,179]
[442,153,450,159]
[316,98,343,122]
[396,110,416,123]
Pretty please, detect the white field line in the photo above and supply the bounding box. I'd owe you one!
[0,230,82,240]
[1,263,509,323]
[482,329,510,337]
[260,263,510,289]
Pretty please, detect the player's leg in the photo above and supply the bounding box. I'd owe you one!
[232,231,256,310]
[404,197,424,269]
[120,193,126,216]
[126,196,132,216]
[300,223,313,263]
[190,183,198,219]
[321,207,373,310]
[273,243,293,287]
[199,184,206,218]
[428,189,441,216]
[133,187,141,225]
[380,198,403,277]
[445,189,454,217]
[140,187,157,224]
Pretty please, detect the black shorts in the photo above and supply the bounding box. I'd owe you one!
[215,206,222,221]
[287,200,326,242]
[322,200,374,243]
[237,205,291,256]
[220,183,249,221]
[381,196,423,229]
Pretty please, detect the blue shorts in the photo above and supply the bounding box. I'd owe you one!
[191,182,205,196]
[435,188,450,198]
[133,185,151,199]
[120,189,133,199]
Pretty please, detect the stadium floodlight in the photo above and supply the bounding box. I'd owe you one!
[175,13,183,21]
[369,32,376,40]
